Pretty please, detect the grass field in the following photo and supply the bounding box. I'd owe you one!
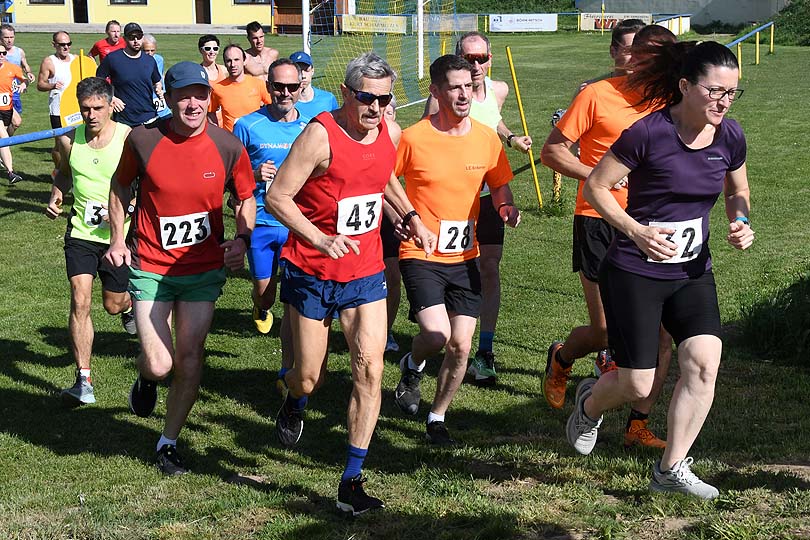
[1,31,810,540]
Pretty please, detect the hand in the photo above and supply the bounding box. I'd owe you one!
[512,135,532,154]
[221,238,247,271]
[104,242,131,267]
[111,96,125,113]
[498,204,521,228]
[392,219,409,241]
[316,234,360,259]
[611,176,628,191]
[406,218,436,257]
[254,160,277,185]
[727,220,754,250]
[26,72,35,84]
[631,225,678,261]
[53,81,64,90]
[18,82,27,93]
[45,193,63,219]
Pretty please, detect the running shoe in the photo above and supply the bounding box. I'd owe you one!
[121,306,137,335]
[650,457,719,499]
[593,349,617,378]
[565,377,602,455]
[542,341,571,409]
[156,444,188,476]
[8,171,22,185]
[275,395,304,447]
[394,353,423,415]
[425,420,456,446]
[467,349,497,387]
[60,371,96,408]
[128,375,158,418]
[336,474,385,516]
[252,305,274,334]
[385,333,399,352]
[624,419,667,449]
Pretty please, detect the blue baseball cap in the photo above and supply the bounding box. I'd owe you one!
[165,61,210,90]
[290,51,313,66]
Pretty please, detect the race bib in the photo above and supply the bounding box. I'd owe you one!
[336,193,382,235]
[153,95,167,112]
[83,200,108,227]
[648,217,703,264]
[0,93,10,107]
[438,219,475,254]
[159,212,211,250]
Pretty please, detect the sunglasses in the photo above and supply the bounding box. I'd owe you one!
[347,86,393,107]
[127,34,143,40]
[201,46,219,52]
[462,53,489,65]
[0,51,6,56]
[271,81,301,93]
[55,42,72,47]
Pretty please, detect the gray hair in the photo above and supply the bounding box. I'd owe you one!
[344,52,397,90]
[142,33,157,46]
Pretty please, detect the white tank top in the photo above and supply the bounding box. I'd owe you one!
[48,53,74,116]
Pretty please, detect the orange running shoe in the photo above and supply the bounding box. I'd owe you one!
[542,341,572,409]
[624,418,666,449]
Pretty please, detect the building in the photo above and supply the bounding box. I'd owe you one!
[574,0,789,25]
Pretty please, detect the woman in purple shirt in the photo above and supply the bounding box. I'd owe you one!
[567,41,754,499]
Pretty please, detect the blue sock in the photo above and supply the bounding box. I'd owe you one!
[478,331,495,352]
[285,391,308,412]
[277,367,290,382]
[341,445,368,481]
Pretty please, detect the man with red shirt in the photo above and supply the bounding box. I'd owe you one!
[89,20,126,62]
[266,52,433,515]
[105,61,256,476]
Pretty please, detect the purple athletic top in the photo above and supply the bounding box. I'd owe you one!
[606,108,747,280]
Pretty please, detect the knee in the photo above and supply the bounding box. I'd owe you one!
[70,296,92,319]
[295,374,320,396]
[620,375,654,402]
[103,296,129,315]
[445,338,472,363]
[422,329,450,351]
[353,352,383,387]
[141,360,172,381]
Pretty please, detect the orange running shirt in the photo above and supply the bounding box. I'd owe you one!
[556,76,658,217]
[0,61,23,111]
[396,117,513,264]
[209,75,272,132]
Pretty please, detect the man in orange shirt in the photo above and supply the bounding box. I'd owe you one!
[393,55,520,445]
[208,44,272,132]
[540,25,676,449]
[0,40,26,184]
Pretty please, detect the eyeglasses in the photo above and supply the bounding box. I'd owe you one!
[462,53,489,65]
[347,86,393,107]
[127,34,143,40]
[271,81,301,93]
[697,83,744,102]
[55,42,72,47]
[201,46,219,52]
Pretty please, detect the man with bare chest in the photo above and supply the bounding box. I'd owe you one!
[243,21,278,81]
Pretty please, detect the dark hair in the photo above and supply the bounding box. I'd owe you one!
[611,18,645,48]
[223,43,246,61]
[1,23,15,35]
[246,21,263,35]
[268,58,302,83]
[77,77,113,103]
[455,31,490,55]
[430,54,474,86]
[198,34,219,49]
[105,20,121,32]
[52,31,70,43]
[628,40,739,107]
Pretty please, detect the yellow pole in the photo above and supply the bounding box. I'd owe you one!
[737,43,743,79]
[756,31,760,64]
[79,49,84,79]
[441,38,446,56]
[678,16,682,35]
[505,46,542,208]
[601,1,605,35]
[270,1,275,34]
[577,12,581,32]
[484,15,488,33]
[770,24,775,54]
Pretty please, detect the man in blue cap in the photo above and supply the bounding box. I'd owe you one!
[289,50,338,118]
[105,61,256,475]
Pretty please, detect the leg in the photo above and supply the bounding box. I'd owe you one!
[632,326,674,414]
[135,300,175,381]
[9,108,21,136]
[253,275,279,311]
[411,304,452,363]
[431,313,477,416]
[559,274,609,361]
[284,306,330,398]
[383,255,401,350]
[68,274,95,371]
[0,121,13,172]
[477,244,502,340]
[101,289,132,316]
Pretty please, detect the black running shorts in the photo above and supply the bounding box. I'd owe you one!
[400,258,482,321]
[64,236,129,293]
[475,195,505,246]
[572,214,615,282]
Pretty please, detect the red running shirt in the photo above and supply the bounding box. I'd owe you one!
[116,120,255,276]
[90,38,126,61]
[282,111,395,282]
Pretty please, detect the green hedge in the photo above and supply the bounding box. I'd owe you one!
[771,0,810,45]
[456,0,574,14]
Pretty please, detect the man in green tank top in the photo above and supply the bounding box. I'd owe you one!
[46,77,135,408]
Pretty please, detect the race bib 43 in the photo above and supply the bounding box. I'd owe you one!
[336,193,383,236]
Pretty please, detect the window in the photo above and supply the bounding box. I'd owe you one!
[109,0,147,4]
[234,0,272,4]
[28,0,65,4]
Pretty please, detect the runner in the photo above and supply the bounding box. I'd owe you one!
[569,40,752,500]
[380,97,403,353]
[0,39,25,184]
[141,34,170,119]
[209,44,271,132]
[539,25,676,450]
[104,61,256,475]
[198,34,227,84]
[36,30,74,173]
[45,77,135,407]
[289,51,338,117]
[265,52,433,515]
[1,23,35,135]
[393,54,519,444]
[89,20,126,62]
[244,21,278,81]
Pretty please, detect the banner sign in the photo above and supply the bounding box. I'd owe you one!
[489,14,558,32]
[411,14,478,33]
[342,14,407,34]
[580,12,652,31]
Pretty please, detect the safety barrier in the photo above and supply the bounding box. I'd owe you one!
[727,21,775,79]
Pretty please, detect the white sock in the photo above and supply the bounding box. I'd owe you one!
[79,368,91,378]
[427,412,445,424]
[408,354,426,372]
[156,434,177,452]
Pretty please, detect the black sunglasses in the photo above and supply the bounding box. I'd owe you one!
[347,86,393,107]
[55,41,72,47]
[271,81,301,93]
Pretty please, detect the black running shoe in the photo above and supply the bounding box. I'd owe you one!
[121,306,137,335]
[276,396,304,447]
[394,353,423,415]
[156,444,188,476]
[129,375,158,418]
[7,171,22,185]
[336,475,385,516]
[426,420,457,446]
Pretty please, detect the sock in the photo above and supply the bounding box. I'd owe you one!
[478,331,495,353]
[626,408,649,430]
[285,391,308,412]
[427,411,445,425]
[341,445,368,481]
[79,368,91,378]
[122,305,133,315]
[156,434,177,452]
[556,347,574,368]
[408,354,426,372]
[277,367,290,383]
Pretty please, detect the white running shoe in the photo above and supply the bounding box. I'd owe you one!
[650,457,720,499]
[565,377,602,455]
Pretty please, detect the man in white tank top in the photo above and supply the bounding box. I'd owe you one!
[36,30,74,173]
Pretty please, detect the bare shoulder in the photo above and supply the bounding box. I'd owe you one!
[386,118,402,146]
[491,79,509,103]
